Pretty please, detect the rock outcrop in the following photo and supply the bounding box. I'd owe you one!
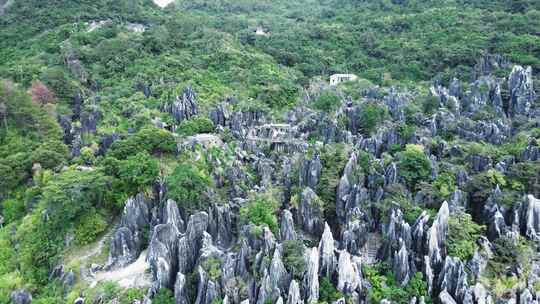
[108,194,151,267]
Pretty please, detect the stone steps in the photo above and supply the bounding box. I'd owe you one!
[360,233,381,265]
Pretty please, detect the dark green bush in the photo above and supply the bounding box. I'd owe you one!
[319,277,344,303]
[239,195,279,234]
[117,152,159,194]
[311,91,341,113]
[433,171,456,199]
[445,212,485,261]
[282,240,306,279]
[109,127,176,159]
[166,162,213,213]
[398,144,432,190]
[363,264,430,304]
[177,117,215,136]
[1,199,25,224]
[74,209,108,245]
[17,169,111,284]
[358,103,387,135]
[152,288,175,304]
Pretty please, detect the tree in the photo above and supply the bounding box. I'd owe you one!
[240,194,279,234]
[359,103,387,135]
[311,91,341,113]
[0,80,14,133]
[118,152,159,193]
[28,80,55,106]
[177,116,215,136]
[398,144,432,190]
[446,212,485,261]
[166,162,212,213]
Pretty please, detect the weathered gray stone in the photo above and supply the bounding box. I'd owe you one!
[286,280,303,304]
[298,188,324,236]
[336,250,361,293]
[438,256,469,302]
[393,242,411,286]
[108,194,151,268]
[10,290,32,304]
[174,272,189,304]
[508,65,536,117]
[280,210,297,241]
[303,247,319,303]
[147,223,179,290]
[319,223,336,278]
[438,290,458,304]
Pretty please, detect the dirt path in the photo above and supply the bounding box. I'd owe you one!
[90,250,152,289]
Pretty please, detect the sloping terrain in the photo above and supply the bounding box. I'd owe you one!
[0,0,539,304]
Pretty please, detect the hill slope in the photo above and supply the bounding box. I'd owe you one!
[0,1,539,304]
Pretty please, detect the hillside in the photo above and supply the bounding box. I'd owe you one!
[0,0,539,303]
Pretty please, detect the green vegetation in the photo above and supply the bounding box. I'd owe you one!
[363,264,430,304]
[446,212,485,261]
[166,161,213,213]
[311,91,342,113]
[74,209,108,245]
[177,116,215,136]
[240,194,279,234]
[433,171,456,199]
[16,169,111,285]
[282,240,306,279]
[0,0,539,301]
[108,127,176,160]
[152,288,175,304]
[358,103,388,135]
[202,257,222,281]
[398,144,432,190]
[314,144,349,229]
[319,277,344,303]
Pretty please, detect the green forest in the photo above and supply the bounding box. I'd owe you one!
[0,0,539,303]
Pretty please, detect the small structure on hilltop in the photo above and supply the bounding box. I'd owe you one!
[254,26,269,36]
[330,73,358,86]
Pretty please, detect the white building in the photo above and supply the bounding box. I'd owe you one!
[330,74,358,86]
[254,26,269,36]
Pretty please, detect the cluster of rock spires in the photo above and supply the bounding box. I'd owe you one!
[45,54,540,304]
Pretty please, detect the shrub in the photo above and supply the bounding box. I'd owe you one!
[1,199,25,224]
[0,228,17,275]
[74,210,108,245]
[359,103,387,135]
[31,141,69,169]
[421,95,439,115]
[166,162,212,213]
[177,116,215,136]
[121,288,145,304]
[445,212,485,261]
[0,272,23,304]
[316,144,349,225]
[28,80,56,106]
[311,91,341,113]
[17,169,110,284]
[239,195,279,234]
[202,257,222,281]
[509,162,540,197]
[397,124,416,140]
[117,152,159,194]
[152,288,175,304]
[109,127,176,159]
[488,236,534,278]
[319,277,343,303]
[398,144,432,190]
[80,147,96,165]
[282,240,306,279]
[433,171,456,199]
[363,264,430,304]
